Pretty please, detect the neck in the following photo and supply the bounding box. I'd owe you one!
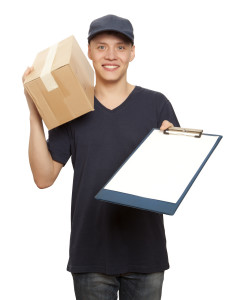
[95,78,134,101]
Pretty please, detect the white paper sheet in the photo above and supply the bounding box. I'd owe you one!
[105,130,218,203]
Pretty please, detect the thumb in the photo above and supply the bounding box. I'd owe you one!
[160,120,174,131]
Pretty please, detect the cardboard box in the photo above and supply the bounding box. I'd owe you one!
[24,36,94,129]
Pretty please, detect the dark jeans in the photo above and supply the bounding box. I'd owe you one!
[72,272,164,300]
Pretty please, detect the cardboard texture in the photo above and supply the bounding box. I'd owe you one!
[24,36,94,129]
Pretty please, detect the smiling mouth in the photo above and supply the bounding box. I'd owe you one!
[102,65,119,70]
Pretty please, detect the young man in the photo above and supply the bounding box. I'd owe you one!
[23,14,180,300]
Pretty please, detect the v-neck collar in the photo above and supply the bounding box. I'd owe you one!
[94,86,138,113]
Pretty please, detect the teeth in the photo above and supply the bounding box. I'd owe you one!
[103,65,118,69]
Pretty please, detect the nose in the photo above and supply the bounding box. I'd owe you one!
[105,47,117,60]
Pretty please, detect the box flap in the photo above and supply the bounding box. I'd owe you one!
[51,36,74,70]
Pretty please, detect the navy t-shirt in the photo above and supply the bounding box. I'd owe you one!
[47,86,180,275]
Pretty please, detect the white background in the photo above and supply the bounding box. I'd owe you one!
[1,0,238,299]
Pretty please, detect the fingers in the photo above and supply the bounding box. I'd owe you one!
[22,66,34,83]
[160,120,174,131]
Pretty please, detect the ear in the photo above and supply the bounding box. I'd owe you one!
[88,44,92,60]
[129,45,135,62]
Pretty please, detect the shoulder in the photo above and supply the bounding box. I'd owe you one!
[135,86,170,105]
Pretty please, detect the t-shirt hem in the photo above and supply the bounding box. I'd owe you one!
[67,263,170,275]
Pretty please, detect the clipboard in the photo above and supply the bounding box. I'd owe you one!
[95,127,223,215]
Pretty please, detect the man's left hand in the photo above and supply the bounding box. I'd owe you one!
[160,120,174,131]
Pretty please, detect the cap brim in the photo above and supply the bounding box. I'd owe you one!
[88,29,133,44]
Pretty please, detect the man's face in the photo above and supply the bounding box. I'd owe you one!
[88,33,135,84]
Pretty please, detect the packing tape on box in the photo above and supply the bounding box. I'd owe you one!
[40,43,59,91]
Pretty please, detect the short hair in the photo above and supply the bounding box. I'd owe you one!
[88,30,134,46]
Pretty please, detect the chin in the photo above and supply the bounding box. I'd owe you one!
[99,73,125,83]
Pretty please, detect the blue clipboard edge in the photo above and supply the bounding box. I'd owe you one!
[95,189,177,215]
[95,129,223,215]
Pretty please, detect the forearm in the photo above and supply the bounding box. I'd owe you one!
[23,67,61,188]
[28,114,55,188]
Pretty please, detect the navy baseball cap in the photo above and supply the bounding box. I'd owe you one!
[88,14,134,44]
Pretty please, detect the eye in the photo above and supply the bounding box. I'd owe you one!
[98,45,105,50]
[118,45,125,50]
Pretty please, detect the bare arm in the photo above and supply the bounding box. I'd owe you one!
[23,67,62,189]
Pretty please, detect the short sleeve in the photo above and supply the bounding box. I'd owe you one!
[47,124,71,166]
[156,94,180,128]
